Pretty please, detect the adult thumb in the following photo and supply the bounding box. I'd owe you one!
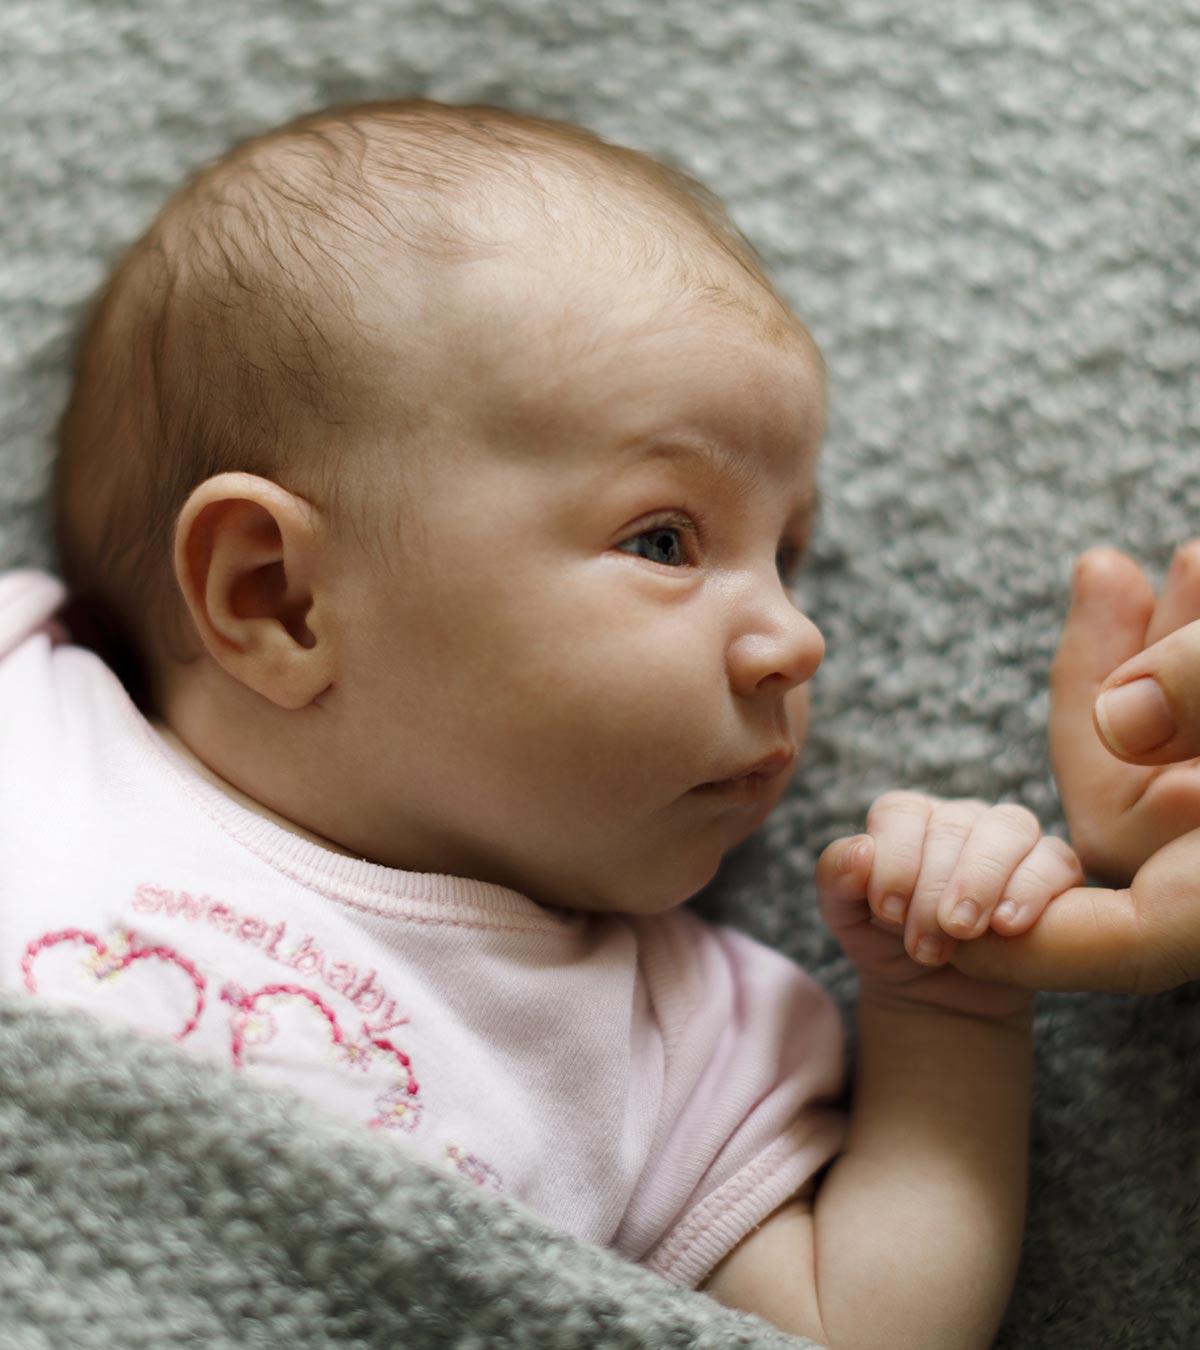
[1094,616,1200,764]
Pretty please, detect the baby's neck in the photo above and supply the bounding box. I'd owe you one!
[148,717,365,860]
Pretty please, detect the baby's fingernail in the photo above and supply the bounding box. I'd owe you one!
[994,899,1019,926]
[880,894,907,922]
[1095,678,1175,756]
[948,899,979,933]
[914,936,947,965]
[850,837,873,869]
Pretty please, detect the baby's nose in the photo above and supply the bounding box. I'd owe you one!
[731,603,825,696]
[782,609,825,686]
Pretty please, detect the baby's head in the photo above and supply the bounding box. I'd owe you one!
[53,98,827,915]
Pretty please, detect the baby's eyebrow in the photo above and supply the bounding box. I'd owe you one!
[624,435,817,525]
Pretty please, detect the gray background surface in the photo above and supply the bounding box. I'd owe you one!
[2,1,1198,1344]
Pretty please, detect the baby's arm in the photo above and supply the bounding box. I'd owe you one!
[705,799,1055,1350]
[704,969,1031,1349]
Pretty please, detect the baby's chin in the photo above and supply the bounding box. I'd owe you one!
[533,845,720,917]
[488,770,795,917]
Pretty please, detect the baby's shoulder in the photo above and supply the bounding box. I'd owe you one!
[0,570,68,663]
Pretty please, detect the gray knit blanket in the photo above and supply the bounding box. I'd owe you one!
[2,1,1197,1345]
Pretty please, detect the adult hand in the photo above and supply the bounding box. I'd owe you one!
[1050,543,1200,884]
[950,543,1200,994]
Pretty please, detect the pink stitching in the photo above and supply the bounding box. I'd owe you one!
[21,914,457,1141]
[219,980,423,1133]
[445,1144,504,1192]
[134,882,412,1035]
[648,1129,825,1275]
[21,926,207,1040]
[129,715,573,934]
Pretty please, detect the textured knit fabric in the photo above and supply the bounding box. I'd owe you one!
[0,990,820,1348]
[0,567,846,1293]
[5,2,1200,1344]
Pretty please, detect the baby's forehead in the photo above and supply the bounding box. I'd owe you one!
[329,167,824,470]
[455,310,823,529]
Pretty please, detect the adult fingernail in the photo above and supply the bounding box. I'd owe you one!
[1095,678,1175,756]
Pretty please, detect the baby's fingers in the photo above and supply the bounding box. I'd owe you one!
[986,835,1085,935]
[815,834,875,932]
[935,804,1042,940]
[863,791,934,924]
[816,833,874,899]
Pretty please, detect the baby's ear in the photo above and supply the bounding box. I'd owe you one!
[173,472,335,711]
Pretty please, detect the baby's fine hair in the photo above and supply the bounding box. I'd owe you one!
[51,98,786,716]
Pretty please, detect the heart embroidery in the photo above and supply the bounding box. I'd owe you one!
[22,923,503,1189]
[219,979,424,1133]
[22,926,206,1039]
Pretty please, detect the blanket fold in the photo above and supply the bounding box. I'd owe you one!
[0,993,817,1348]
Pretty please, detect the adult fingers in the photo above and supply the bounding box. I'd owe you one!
[948,886,1148,992]
[1094,614,1200,764]
[952,830,1200,994]
[1142,539,1200,647]
[1049,548,1155,826]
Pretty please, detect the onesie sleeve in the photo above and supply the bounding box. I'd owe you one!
[623,908,847,1290]
[0,571,68,663]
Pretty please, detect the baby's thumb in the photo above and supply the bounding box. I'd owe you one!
[814,834,873,902]
[1094,616,1200,764]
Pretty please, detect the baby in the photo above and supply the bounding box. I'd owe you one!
[1,98,1095,1348]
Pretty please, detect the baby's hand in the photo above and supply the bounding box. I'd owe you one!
[863,792,1084,964]
[818,792,1084,1020]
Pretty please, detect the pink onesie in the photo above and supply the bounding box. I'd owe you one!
[0,568,846,1289]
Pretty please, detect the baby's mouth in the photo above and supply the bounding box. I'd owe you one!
[692,752,795,795]
[692,774,774,795]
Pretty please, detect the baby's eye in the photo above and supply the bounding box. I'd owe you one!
[618,514,807,585]
[619,519,693,569]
